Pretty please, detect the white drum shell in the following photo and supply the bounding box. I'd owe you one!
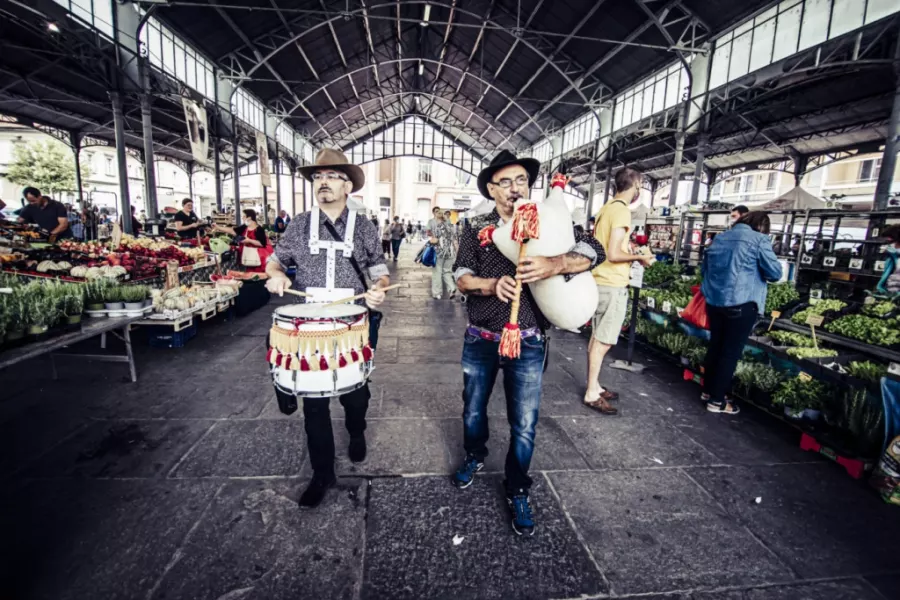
[492,187,600,330]
[270,304,371,397]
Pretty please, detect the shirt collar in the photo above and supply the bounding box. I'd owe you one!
[319,206,349,226]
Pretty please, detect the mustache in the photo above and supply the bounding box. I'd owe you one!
[317,187,332,193]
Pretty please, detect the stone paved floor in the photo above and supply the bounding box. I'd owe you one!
[2,244,899,600]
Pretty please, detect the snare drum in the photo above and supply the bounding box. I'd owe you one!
[267,303,373,398]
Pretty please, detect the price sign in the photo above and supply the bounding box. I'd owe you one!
[889,362,900,377]
[805,314,825,327]
[872,228,880,238]
[801,255,813,265]
[662,300,672,314]
[809,289,823,303]
[849,258,864,270]
[798,372,813,382]
[647,297,656,309]
[767,310,781,332]
[875,260,886,272]
[165,260,179,291]
[823,256,837,268]
[629,262,644,289]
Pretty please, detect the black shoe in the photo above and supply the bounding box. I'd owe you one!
[348,435,367,463]
[506,489,536,536]
[298,473,336,508]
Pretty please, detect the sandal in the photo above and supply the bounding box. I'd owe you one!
[584,397,619,415]
[600,389,619,402]
[706,401,740,415]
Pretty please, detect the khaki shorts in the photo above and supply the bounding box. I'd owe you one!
[591,285,629,345]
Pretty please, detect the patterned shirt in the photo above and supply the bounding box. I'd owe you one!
[433,219,457,259]
[453,208,606,333]
[269,207,389,296]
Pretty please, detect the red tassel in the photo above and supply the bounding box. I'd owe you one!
[350,348,360,363]
[339,354,348,368]
[266,348,273,363]
[478,225,496,247]
[550,173,568,190]
[499,323,522,359]
[511,203,540,242]
[284,355,292,370]
[362,344,373,362]
[319,354,329,370]
[300,356,310,371]
[275,352,283,368]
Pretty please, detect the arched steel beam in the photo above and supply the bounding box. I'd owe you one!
[281,58,551,142]
[355,154,481,177]
[236,1,591,108]
[310,91,518,149]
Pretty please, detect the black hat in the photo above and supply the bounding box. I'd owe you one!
[477,150,541,200]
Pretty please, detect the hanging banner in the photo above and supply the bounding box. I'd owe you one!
[181,96,209,166]
[256,131,272,188]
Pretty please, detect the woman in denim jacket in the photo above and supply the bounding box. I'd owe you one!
[701,211,784,414]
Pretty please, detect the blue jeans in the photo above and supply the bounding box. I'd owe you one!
[461,332,545,492]
[391,239,402,259]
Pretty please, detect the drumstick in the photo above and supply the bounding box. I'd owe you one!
[283,289,312,298]
[321,283,408,307]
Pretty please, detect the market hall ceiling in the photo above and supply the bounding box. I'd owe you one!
[153,0,774,155]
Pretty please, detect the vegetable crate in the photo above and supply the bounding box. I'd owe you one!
[147,320,198,349]
[799,432,875,479]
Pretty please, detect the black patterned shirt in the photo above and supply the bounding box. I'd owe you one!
[453,208,606,333]
[269,207,389,296]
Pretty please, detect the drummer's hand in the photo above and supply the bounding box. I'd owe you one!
[494,276,517,303]
[516,256,562,284]
[266,274,291,296]
[364,286,386,309]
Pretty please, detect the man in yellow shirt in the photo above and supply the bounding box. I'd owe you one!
[585,167,653,414]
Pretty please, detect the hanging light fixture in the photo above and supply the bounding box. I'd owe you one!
[420,3,431,26]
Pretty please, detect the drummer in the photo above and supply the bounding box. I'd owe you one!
[451,151,605,536]
[266,149,389,509]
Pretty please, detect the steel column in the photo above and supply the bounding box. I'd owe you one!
[109,92,133,235]
[213,135,223,211]
[140,94,159,217]
[302,176,308,212]
[875,50,900,210]
[668,109,686,207]
[690,136,707,205]
[70,132,84,207]
[262,185,269,225]
[706,169,717,203]
[584,127,603,225]
[275,156,282,216]
[602,159,613,206]
[232,137,241,226]
[290,167,297,215]
[187,162,194,203]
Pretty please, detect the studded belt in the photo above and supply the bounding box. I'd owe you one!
[466,325,542,342]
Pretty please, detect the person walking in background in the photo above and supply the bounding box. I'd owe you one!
[585,167,653,415]
[66,204,84,240]
[429,208,457,300]
[701,211,783,415]
[381,219,392,258]
[416,220,424,240]
[390,216,404,261]
[405,220,414,243]
[730,205,749,226]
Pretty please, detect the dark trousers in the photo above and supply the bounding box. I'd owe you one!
[391,239,402,259]
[381,240,391,255]
[303,383,370,476]
[461,333,546,493]
[703,302,758,404]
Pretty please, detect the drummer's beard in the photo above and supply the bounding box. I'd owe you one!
[317,186,341,204]
[497,191,523,214]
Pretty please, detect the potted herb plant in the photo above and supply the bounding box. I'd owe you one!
[23,283,59,341]
[84,280,107,312]
[4,291,27,346]
[122,286,148,311]
[773,377,827,421]
[103,284,124,311]
[62,286,84,328]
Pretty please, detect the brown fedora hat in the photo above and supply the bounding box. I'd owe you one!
[297,148,366,193]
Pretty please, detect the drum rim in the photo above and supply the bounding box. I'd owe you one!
[274,303,368,319]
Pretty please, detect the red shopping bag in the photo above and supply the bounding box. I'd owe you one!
[681,289,709,330]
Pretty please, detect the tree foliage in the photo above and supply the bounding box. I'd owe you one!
[6,140,90,197]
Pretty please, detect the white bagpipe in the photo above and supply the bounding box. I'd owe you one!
[491,173,600,332]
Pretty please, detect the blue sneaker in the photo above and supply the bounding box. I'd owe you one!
[506,490,535,536]
[452,455,484,489]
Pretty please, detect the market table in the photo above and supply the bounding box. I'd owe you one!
[0,316,140,382]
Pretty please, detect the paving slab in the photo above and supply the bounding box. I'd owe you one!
[0,401,90,476]
[22,419,213,478]
[865,574,900,599]
[557,415,717,469]
[547,470,791,595]
[302,417,453,477]
[149,479,366,600]
[0,479,219,600]
[171,420,306,477]
[440,416,590,473]
[685,464,900,578]
[362,475,607,600]
[692,579,886,599]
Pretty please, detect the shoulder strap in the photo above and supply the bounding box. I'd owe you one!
[321,218,368,290]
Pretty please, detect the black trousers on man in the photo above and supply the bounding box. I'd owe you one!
[302,384,370,476]
[703,302,758,404]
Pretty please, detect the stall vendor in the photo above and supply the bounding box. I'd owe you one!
[173,198,205,239]
[213,209,272,273]
[18,187,71,240]
[876,225,900,295]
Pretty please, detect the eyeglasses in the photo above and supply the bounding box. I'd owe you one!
[312,172,349,182]
[489,175,529,189]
